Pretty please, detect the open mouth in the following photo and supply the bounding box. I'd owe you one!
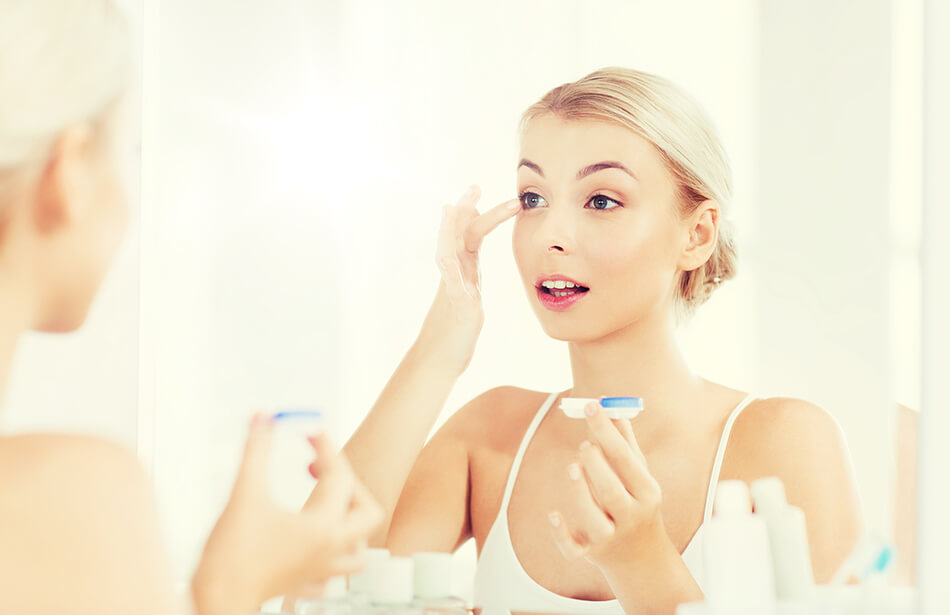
[535,278,591,311]
[538,280,590,298]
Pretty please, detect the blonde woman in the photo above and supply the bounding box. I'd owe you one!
[0,2,380,614]
[340,68,863,614]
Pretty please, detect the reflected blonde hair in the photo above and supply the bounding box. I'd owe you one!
[521,67,737,319]
[0,0,130,224]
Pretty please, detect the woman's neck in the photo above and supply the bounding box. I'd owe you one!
[0,277,29,409]
[566,307,702,420]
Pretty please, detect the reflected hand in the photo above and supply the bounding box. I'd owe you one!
[548,401,669,575]
[192,415,382,615]
[419,185,520,375]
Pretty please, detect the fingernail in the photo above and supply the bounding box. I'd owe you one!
[548,512,560,527]
[506,198,521,211]
[308,463,318,479]
[568,463,582,481]
[585,402,599,417]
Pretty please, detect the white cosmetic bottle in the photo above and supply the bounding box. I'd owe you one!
[296,577,350,615]
[411,552,468,614]
[750,477,816,602]
[703,480,776,614]
[366,555,419,615]
[347,548,390,613]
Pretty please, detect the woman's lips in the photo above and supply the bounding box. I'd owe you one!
[536,285,589,311]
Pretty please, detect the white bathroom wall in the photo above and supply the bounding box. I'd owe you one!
[754,0,896,536]
[146,0,351,581]
[917,0,950,609]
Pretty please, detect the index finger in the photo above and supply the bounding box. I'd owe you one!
[303,441,353,517]
[583,402,637,463]
[462,198,521,253]
[612,417,646,462]
[584,402,653,495]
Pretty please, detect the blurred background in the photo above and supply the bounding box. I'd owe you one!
[1,0,929,600]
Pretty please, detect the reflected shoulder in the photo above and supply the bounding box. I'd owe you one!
[724,396,856,493]
[729,397,846,461]
[724,397,864,582]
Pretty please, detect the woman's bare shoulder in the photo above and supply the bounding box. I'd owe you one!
[441,386,552,447]
[0,434,176,615]
[0,432,144,479]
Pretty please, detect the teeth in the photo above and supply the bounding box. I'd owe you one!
[541,279,581,289]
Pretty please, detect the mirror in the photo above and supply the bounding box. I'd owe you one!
[9,0,915,607]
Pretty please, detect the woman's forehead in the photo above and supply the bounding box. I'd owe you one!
[518,114,663,180]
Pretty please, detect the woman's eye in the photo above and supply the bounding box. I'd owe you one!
[519,191,548,210]
[587,194,623,210]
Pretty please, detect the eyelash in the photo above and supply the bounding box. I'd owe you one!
[517,191,624,211]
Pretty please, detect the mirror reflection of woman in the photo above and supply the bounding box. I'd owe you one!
[337,67,863,614]
[0,3,380,614]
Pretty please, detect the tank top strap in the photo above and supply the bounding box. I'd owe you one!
[700,394,758,523]
[499,391,560,512]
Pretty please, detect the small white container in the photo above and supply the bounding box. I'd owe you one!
[412,552,467,613]
[559,396,644,419]
[348,548,390,598]
[296,577,350,615]
[368,556,419,615]
[412,552,452,599]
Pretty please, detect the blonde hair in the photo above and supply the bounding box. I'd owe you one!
[521,67,737,318]
[0,0,130,221]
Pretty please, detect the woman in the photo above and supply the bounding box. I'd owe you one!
[0,2,380,614]
[341,67,863,614]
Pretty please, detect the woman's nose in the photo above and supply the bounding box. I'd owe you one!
[539,207,575,254]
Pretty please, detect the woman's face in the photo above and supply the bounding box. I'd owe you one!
[512,113,688,342]
[31,122,129,333]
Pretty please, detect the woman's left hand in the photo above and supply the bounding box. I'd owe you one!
[548,400,670,574]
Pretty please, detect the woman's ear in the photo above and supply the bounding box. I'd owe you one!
[33,124,93,234]
[677,200,719,272]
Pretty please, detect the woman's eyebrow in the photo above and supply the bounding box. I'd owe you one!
[577,161,637,181]
[517,159,637,181]
[518,158,544,177]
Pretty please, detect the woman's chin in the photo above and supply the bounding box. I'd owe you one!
[538,319,601,344]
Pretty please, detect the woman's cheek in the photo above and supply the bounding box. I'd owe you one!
[590,231,670,302]
[511,217,532,278]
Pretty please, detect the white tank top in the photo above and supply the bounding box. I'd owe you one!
[472,392,758,614]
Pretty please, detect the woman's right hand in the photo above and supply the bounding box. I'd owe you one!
[416,185,520,375]
[191,416,382,615]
